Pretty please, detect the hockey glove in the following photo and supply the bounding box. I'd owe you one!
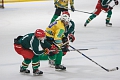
[71,6,75,12]
[68,34,75,42]
[50,45,58,54]
[114,0,119,5]
[108,6,113,10]
[61,37,69,53]
[44,48,50,55]
[62,37,69,44]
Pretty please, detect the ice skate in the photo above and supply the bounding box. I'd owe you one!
[20,66,30,73]
[33,69,43,75]
[106,23,112,27]
[84,22,88,27]
[49,60,55,68]
[55,65,66,70]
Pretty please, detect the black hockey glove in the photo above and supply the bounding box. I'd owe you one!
[71,6,75,12]
[108,6,113,10]
[114,0,119,5]
[61,37,69,53]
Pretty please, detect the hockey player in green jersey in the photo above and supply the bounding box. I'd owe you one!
[50,0,75,24]
[14,29,58,75]
[84,0,119,27]
[59,11,75,55]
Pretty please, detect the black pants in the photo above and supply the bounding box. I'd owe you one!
[54,8,68,16]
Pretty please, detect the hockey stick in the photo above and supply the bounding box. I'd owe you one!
[71,4,115,14]
[53,40,69,48]
[68,5,115,14]
[50,47,97,52]
[70,47,97,51]
[112,4,116,7]
[60,6,93,14]
[68,8,93,14]
[69,45,119,72]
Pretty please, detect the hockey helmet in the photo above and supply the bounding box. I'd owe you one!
[35,29,45,38]
[62,11,70,17]
[61,14,70,24]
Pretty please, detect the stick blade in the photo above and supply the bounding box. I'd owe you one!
[107,67,119,72]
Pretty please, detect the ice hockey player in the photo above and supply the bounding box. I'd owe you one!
[61,11,75,55]
[14,29,58,75]
[84,0,119,27]
[50,0,75,24]
[45,13,71,70]
[45,11,75,70]
[48,11,75,67]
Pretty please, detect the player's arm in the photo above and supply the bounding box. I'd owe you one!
[66,21,75,36]
[101,0,108,8]
[31,38,44,55]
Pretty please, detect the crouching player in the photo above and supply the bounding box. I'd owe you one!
[14,29,58,75]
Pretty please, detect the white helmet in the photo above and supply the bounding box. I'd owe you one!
[60,14,70,23]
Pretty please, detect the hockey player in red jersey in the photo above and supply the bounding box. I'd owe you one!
[84,0,119,27]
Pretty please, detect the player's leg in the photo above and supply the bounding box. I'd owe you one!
[84,4,102,27]
[14,44,34,73]
[50,8,61,24]
[20,59,31,73]
[54,51,66,70]
[48,55,56,67]
[32,55,43,75]
[103,8,112,27]
[84,14,97,27]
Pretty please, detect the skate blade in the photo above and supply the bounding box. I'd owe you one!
[55,69,66,71]
[33,73,43,76]
[106,25,112,27]
[20,72,30,75]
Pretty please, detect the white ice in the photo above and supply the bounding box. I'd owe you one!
[0,0,120,80]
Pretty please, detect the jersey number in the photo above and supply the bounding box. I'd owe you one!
[48,21,57,28]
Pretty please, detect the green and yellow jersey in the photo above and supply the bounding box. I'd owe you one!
[54,0,74,8]
[45,20,65,43]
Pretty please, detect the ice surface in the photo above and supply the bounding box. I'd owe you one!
[0,0,120,80]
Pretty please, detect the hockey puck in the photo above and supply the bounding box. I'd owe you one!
[116,67,119,70]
